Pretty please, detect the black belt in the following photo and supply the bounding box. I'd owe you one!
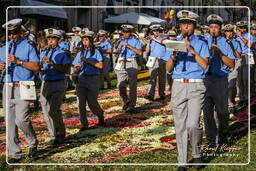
[44,79,64,82]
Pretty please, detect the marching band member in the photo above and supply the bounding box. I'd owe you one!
[58,30,70,52]
[72,31,105,131]
[70,26,82,52]
[40,28,71,146]
[201,25,210,38]
[111,29,122,68]
[0,19,39,162]
[144,24,167,101]
[97,29,113,89]
[165,30,177,91]
[165,10,210,170]
[223,24,242,113]
[235,21,256,104]
[203,15,236,148]
[251,24,256,97]
[115,24,142,113]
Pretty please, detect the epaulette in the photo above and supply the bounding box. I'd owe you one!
[27,40,36,47]
[0,43,5,48]
[61,48,69,51]
[198,35,208,45]
[62,48,71,53]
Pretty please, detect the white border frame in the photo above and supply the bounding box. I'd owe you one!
[5,5,251,166]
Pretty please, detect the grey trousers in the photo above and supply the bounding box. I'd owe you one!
[100,56,111,88]
[148,59,166,97]
[76,75,104,128]
[228,60,240,107]
[203,77,229,146]
[171,81,205,164]
[40,80,66,140]
[237,55,250,101]
[115,60,138,108]
[3,84,37,159]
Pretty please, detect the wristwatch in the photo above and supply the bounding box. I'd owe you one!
[18,60,23,65]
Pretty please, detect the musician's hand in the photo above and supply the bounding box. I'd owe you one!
[183,36,193,52]
[42,56,53,65]
[122,41,128,46]
[72,64,81,73]
[211,44,220,51]
[8,54,19,64]
[116,45,122,52]
[0,62,5,70]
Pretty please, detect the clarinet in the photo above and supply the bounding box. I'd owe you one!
[40,47,50,67]
[207,37,217,75]
[0,42,13,82]
[182,33,188,72]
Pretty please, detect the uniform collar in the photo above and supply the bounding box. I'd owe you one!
[210,34,222,40]
[176,34,196,41]
[125,35,134,40]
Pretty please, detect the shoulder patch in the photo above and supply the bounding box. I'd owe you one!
[27,40,36,47]
[198,35,208,45]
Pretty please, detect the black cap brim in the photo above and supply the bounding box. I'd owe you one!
[208,20,222,25]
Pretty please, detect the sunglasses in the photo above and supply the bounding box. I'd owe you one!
[239,26,247,29]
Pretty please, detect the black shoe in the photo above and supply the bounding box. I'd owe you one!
[48,139,63,146]
[28,147,38,159]
[122,102,129,111]
[193,157,203,169]
[79,127,88,132]
[126,107,137,114]
[8,157,21,163]
[177,166,187,171]
[98,117,105,126]
[107,83,112,89]
[160,96,165,101]
[144,95,154,101]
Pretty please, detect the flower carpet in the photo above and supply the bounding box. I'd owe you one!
[0,76,254,164]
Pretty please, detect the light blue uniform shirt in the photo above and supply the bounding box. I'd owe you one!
[163,49,173,62]
[72,48,103,75]
[231,38,242,54]
[120,36,142,59]
[40,45,71,81]
[149,38,167,58]
[235,33,255,54]
[205,35,236,78]
[0,39,39,82]
[100,39,113,50]
[59,41,70,51]
[168,34,210,79]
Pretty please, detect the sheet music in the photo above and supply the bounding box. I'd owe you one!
[164,40,187,52]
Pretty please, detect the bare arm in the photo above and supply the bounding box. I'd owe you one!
[122,41,142,56]
[8,54,40,72]
[166,53,177,73]
[83,58,103,69]
[184,37,208,70]
[212,45,235,68]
